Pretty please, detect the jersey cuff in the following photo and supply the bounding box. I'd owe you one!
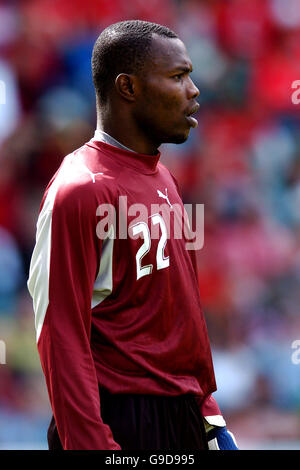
[204,415,226,428]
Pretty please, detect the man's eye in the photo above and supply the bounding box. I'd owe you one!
[173,74,183,81]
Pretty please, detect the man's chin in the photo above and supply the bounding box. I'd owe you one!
[167,131,189,145]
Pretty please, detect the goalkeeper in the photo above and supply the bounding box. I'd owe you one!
[28,20,238,451]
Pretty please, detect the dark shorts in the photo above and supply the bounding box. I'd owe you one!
[48,389,208,450]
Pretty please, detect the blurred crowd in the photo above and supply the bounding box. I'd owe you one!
[0,0,300,449]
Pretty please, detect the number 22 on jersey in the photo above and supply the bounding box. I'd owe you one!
[130,213,169,280]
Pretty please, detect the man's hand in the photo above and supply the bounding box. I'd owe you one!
[206,425,239,450]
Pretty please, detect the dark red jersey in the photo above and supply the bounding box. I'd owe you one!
[28,137,220,450]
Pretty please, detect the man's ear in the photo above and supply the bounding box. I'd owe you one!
[115,74,137,102]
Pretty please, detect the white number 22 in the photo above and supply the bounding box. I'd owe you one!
[131,214,169,280]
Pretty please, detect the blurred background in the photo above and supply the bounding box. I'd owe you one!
[0,0,300,450]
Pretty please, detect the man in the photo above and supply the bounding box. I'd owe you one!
[28,20,238,450]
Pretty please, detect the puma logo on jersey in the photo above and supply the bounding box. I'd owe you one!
[88,171,104,183]
[157,188,172,208]
[79,161,103,183]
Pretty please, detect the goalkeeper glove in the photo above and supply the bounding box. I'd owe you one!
[206,425,238,450]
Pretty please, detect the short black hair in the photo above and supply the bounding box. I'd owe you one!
[91,20,178,104]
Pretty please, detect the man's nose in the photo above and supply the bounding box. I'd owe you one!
[187,77,200,99]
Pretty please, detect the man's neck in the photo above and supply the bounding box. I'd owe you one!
[95,129,135,153]
[96,112,159,155]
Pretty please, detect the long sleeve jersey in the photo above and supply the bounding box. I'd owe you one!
[28,137,221,449]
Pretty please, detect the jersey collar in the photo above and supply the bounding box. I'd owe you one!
[89,137,161,174]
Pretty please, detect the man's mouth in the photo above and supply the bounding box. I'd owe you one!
[186,103,200,128]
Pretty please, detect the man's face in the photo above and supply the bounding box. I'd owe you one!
[134,35,200,146]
